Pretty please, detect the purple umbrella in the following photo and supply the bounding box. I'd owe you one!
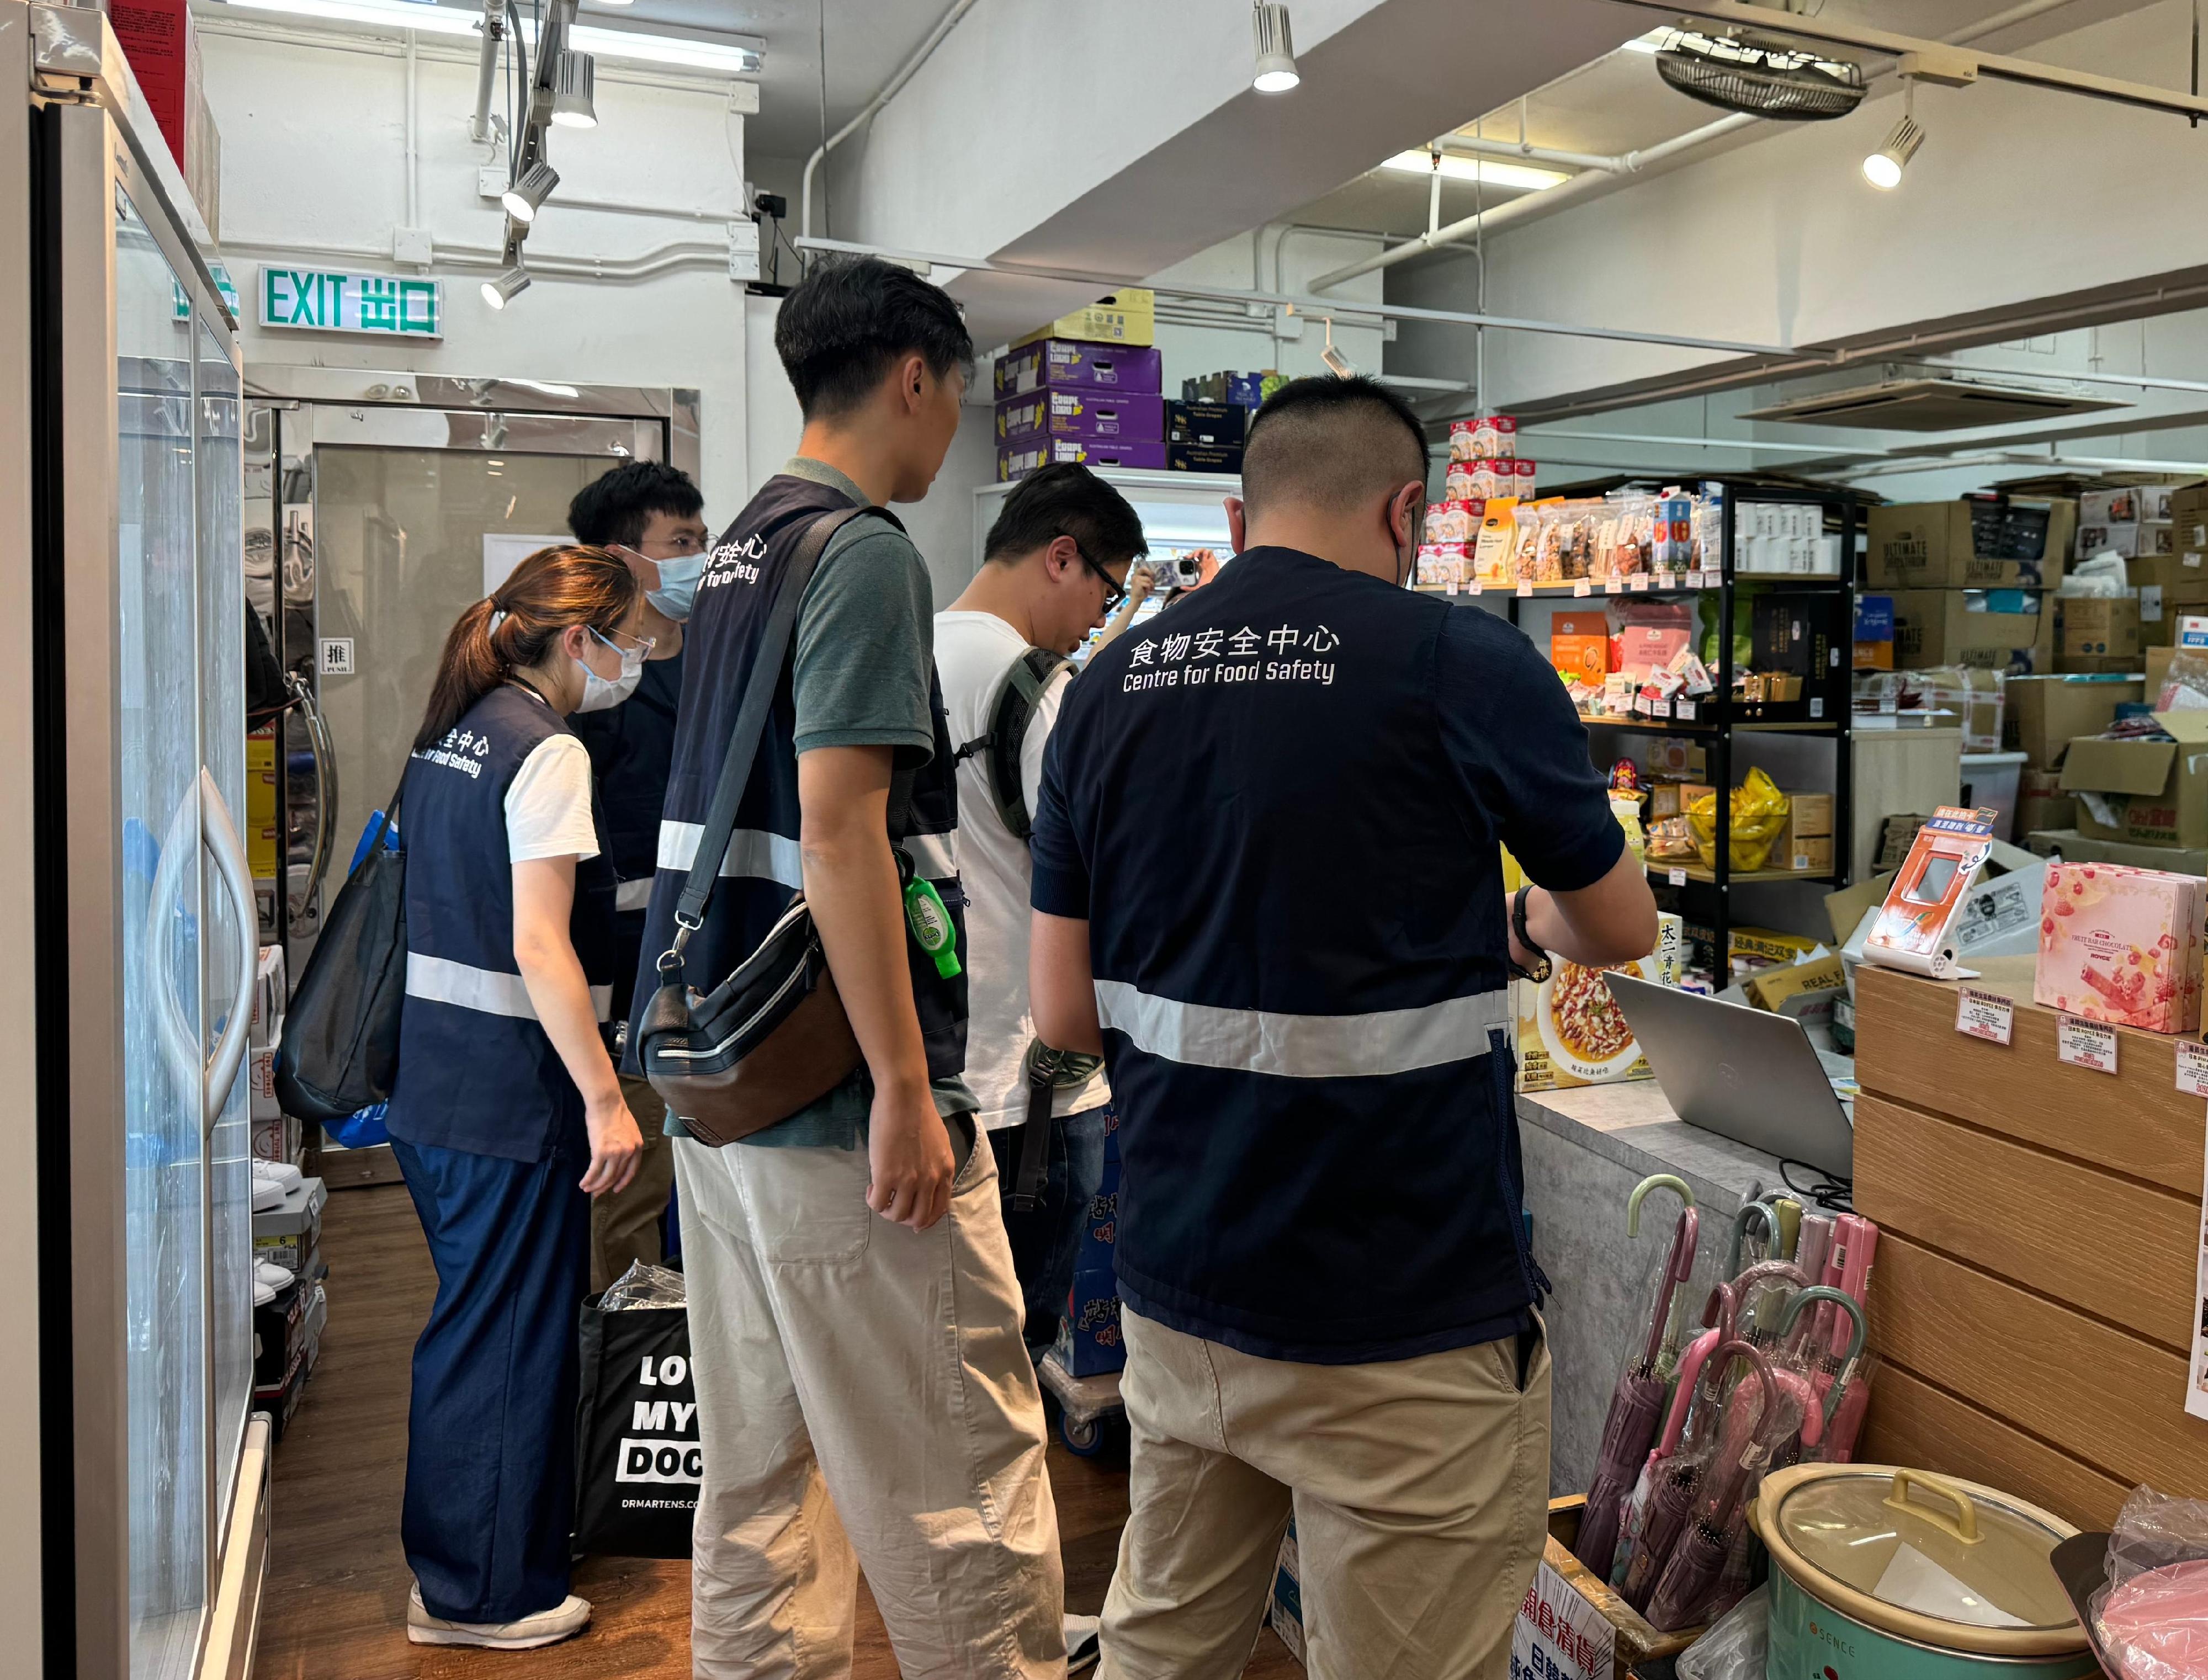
[1573,1176,1699,1580]
[1646,1340,1785,1633]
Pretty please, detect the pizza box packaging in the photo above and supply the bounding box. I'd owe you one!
[1514,913,1682,1092]
[2034,859,2206,1033]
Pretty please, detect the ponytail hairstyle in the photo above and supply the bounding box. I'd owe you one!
[413,543,639,752]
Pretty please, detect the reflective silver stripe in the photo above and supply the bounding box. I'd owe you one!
[902,830,958,880]
[406,953,613,1024]
[1093,980,1509,1080]
[614,877,652,912]
[658,820,805,891]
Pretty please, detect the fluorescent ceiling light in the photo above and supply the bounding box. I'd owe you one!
[1378,151,1569,193]
[213,0,763,72]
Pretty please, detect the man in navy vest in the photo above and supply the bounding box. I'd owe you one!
[566,459,709,1290]
[1031,376,1659,1678]
[633,258,1063,1677]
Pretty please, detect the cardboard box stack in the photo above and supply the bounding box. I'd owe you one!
[994,294,1163,481]
[2005,672,2144,863]
[2148,482,2208,645]
[1052,1107,1126,1377]
[1865,495,2071,675]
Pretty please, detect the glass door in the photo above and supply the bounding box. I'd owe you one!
[51,98,257,1680]
[114,181,209,1680]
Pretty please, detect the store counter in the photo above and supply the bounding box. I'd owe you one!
[1518,1079,1792,1498]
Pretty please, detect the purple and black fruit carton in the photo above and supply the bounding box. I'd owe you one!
[997,437,1168,481]
[995,338,1164,401]
[996,389,1165,446]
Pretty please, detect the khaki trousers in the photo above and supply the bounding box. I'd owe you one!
[589,1073,677,1293]
[1100,1308,1551,1680]
[672,1124,1065,1680]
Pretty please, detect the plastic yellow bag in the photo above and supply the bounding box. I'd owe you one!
[1687,767,1791,871]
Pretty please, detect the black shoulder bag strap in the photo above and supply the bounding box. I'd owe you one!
[665,503,894,970]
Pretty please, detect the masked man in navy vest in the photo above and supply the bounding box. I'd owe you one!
[566,460,710,1291]
[1031,376,1660,1679]
[630,257,1064,1677]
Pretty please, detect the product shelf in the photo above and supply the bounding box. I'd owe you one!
[1647,860,1838,887]
[1415,573,1848,600]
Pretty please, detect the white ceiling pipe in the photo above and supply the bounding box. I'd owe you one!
[800,0,978,243]
[1308,112,1753,292]
[1435,134,1623,174]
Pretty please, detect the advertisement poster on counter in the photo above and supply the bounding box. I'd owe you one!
[1511,1560,1613,1680]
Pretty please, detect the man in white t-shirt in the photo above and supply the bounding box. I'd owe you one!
[937,463,1151,1362]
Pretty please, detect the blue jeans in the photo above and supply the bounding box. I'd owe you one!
[989,1100,1110,1362]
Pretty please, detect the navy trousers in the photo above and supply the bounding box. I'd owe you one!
[393,1136,592,1624]
[989,1101,1110,1363]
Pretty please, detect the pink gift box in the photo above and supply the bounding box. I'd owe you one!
[2034,860,2207,1034]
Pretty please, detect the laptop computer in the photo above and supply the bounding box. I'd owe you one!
[1602,973,1855,1179]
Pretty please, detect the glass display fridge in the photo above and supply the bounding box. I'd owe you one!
[5,6,267,1677]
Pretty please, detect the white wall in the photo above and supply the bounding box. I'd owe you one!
[199,21,758,502]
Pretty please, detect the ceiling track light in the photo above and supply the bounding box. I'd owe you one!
[1862,83,1925,190]
[551,49,597,128]
[482,266,531,310]
[1251,2,1298,93]
[501,159,559,224]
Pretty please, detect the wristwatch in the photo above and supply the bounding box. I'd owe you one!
[1510,885,1552,983]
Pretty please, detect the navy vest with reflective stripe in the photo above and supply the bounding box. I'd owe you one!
[386,684,616,1163]
[630,471,967,1078]
[1044,547,1535,1363]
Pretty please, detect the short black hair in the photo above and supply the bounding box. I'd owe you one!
[984,464,1149,569]
[776,255,974,421]
[1241,375,1431,518]
[567,460,704,549]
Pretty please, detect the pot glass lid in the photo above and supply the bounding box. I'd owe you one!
[1775,1470,2078,1633]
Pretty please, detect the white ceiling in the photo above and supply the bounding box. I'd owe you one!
[1289,0,2162,238]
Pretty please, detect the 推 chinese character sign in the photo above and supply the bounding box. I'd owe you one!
[261,268,442,339]
[1511,1561,1613,1680]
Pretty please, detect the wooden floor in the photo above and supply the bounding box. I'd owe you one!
[254,1183,1301,1679]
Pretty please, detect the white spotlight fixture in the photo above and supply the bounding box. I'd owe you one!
[501,160,559,224]
[1251,2,1298,93]
[551,50,597,128]
[482,267,531,310]
[1861,113,1924,189]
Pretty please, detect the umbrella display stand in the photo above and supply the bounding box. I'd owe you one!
[1532,1496,1710,1679]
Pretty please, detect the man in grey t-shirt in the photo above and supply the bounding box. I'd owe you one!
[647,259,1069,1678]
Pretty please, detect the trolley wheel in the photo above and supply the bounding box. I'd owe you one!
[1059,1412,1106,1457]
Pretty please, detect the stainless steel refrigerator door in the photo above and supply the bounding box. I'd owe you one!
[51,93,252,1680]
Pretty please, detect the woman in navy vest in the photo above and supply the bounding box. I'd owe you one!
[386,544,647,1651]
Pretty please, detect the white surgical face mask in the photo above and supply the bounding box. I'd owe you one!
[575,627,646,712]
[646,551,707,621]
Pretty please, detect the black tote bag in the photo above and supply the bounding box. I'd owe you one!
[273,791,407,1123]
[573,1295,700,1559]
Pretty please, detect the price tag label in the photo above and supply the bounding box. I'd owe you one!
[1517,580,1535,598]
[2178,1041,2208,1099]
[1630,574,1651,592]
[1574,579,1592,598]
[1469,579,1483,596]
[1809,697,1825,719]
[1606,578,1622,596]
[1667,867,1687,887]
[1690,570,1711,589]
[2058,1014,2119,1075]
[1675,700,1696,721]
[1955,987,2014,1046]
[1445,577,1459,596]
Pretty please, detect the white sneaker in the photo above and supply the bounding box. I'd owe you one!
[406,1583,591,1649]
[1065,1613,1101,1673]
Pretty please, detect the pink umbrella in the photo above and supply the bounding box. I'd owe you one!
[1646,1339,1785,1633]
[1573,1175,1700,1580]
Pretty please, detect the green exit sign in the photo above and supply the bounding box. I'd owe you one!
[259,267,442,339]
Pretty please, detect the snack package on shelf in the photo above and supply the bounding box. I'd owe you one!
[1514,501,1562,583]
[1597,493,1656,580]
[1616,599,1695,682]
[1415,542,1469,589]
[1686,768,1792,872]
[1450,414,1518,461]
[1551,610,1611,691]
[1862,806,2000,979]
[2034,860,2206,1034]
[1425,499,1482,545]
[1473,499,1520,587]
